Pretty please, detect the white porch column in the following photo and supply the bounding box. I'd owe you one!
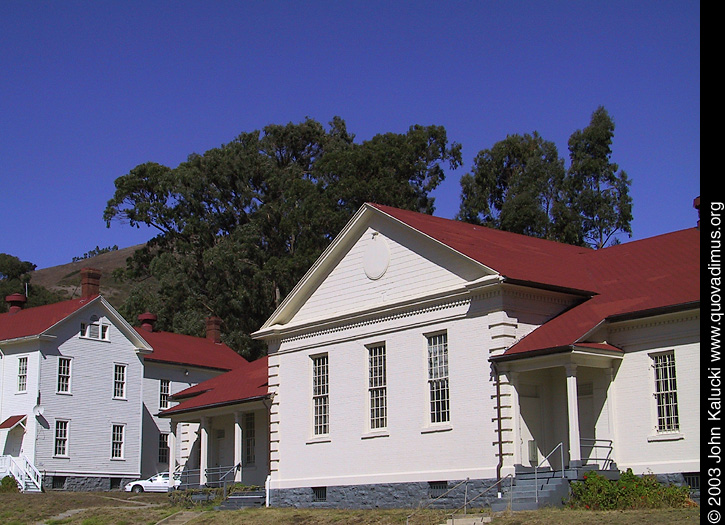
[234,412,243,482]
[168,421,178,491]
[509,371,522,466]
[199,416,209,486]
[565,364,582,467]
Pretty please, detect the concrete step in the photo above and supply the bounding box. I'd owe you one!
[443,516,492,524]
[490,477,570,512]
[217,491,266,510]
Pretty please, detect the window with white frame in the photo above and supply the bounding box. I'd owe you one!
[427,333,450,424]
[113,364,126,399]
[80,315,110,340]
[55,420,69,457]
[368,344,387,429]
[57,357,72,393]
[158,433,169,464]
[652,351,680,432]
[244,412,256,465]
[159,379,171,409]
[312,354,329,435]
[111,424,125,459]
[17,356,28,392]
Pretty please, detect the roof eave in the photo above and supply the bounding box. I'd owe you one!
[158,394,270,418]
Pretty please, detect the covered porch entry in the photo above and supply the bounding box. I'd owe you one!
[165,400,269,490]
[495,347,622,473]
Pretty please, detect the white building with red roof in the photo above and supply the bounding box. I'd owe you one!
[0,268,249,491]
[252,201,700,508]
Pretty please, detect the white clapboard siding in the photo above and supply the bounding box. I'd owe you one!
[34,305,144,477]
[141,363,220,477]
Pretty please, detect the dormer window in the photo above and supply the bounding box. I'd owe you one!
[80,315,110,341]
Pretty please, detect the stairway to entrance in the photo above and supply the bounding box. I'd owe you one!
[491,465,618,511]
[216,489,266,510]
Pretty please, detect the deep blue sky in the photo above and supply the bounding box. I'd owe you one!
[1,1,700,270]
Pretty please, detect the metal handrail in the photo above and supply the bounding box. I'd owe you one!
[447,473,514,521]
[580,438,614,469]
[405,477,469,525]
[535,442,564,503]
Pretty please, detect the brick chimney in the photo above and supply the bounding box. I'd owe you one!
[694,196,700,229]
[205,316,222,343]
[5,293,26,314]
[138,312,158,332]
[80,268,102,298]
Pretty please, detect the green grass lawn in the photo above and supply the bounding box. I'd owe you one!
[0,491,700,525]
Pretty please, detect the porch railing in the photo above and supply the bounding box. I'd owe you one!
[535,442,564,503]
[175,463,242,490]
[0,454,42,492]
[580,438,614,470]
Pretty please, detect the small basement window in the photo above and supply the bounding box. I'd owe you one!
[52,476,66,490]
[312,486,327,502]
[683,472,700,491]
[429,481,449,499]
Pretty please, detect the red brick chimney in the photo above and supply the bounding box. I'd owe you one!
[80,268,102,298]
[205,316,222,343]
[5,293,26,314]
[694,196,700,229]
[138,312,158,332]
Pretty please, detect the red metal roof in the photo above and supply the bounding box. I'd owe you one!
[0,296,99,342]
[370,204,595,292]
[0,415,26,429]
[135,328,248,371]
[369,204,700,357]
[160,356,269,416]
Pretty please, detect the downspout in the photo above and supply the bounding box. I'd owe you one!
[0,347,5,428]
[492,362,504,487]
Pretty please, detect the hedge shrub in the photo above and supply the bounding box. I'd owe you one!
[568,469,691,510]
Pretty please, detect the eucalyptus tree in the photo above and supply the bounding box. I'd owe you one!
[104,117,461,358]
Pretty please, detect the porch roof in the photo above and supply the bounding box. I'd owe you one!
[498,227,700,357]
[160,356,269,417]
[0,415,26,430]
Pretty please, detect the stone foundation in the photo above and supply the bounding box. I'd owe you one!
[43,475,135,492]
[270,478,500,509]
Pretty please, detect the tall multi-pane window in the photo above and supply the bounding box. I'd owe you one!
[368,344,387,429]
[158,433,169,464]
[312,355,329,435]
[57,357,72,393]
[55,420,69,456]
[111,424,125,459]
[17,356,28,392]
[427,333,450,424]
[113,364,126,399]
[159,379,171,409]
[653,352,680,432]
[244,413,256,464]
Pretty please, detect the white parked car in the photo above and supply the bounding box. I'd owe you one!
[124,473,180,493]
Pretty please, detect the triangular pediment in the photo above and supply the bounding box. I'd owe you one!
[254,204,496,336]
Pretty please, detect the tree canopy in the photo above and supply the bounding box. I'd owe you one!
[105,117,461,358]
[457,106,632,248]
[0,254,63,313]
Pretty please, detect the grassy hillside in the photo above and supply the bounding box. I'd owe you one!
[29,245,144,310]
